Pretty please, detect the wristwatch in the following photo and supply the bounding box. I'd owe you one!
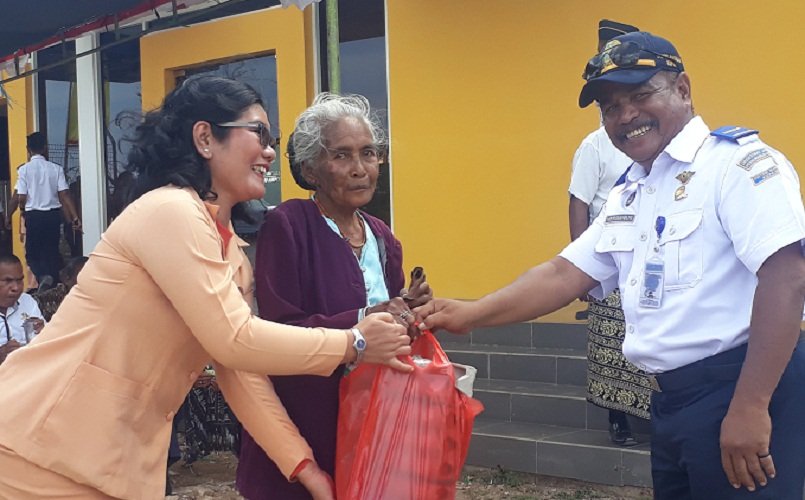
[351,327,366,363]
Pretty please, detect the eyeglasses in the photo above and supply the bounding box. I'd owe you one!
[214,121,279,149]
[583,41,682,81]
[323,145,383,165]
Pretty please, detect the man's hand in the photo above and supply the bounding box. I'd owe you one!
[414,298,477,335]
[0,340,22,364]
[295,461,335,500]
[720,402,775,492]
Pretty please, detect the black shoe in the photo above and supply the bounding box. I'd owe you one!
[609,421,639,447]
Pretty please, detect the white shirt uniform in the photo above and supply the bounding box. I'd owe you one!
[569,126,634,222]
[0,293,44,346]
[15,154,69,211]
[561,117,805,373]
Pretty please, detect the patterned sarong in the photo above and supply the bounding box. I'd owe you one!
[586,289,651,419]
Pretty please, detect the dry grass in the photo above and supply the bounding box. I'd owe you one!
[166,453,653,500]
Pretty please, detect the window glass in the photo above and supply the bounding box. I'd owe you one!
[100,28,142,223]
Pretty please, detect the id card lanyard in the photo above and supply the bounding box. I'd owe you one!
[639,216,665,308]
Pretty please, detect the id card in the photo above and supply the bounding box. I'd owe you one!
[639,258,664,308]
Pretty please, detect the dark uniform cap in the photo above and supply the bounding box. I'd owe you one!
[579,31,684,108]
[598,19,639,42]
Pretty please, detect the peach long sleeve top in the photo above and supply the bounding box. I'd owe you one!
[0,186,347,499]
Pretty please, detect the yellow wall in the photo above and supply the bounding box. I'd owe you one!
[387,0,805,299]
[2,71,33,271]
[139,6,312,201]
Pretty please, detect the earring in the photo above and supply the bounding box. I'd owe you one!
[203,148,210,153]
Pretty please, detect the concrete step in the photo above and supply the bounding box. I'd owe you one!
[473,378,607,430]
[467,417,652,488]
[442,342,587,386]
[436,322,587,351]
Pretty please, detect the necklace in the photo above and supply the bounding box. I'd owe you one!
[313,197,367,250]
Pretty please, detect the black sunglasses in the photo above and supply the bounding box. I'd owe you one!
[583,41,681,81]
[214,121,279,149]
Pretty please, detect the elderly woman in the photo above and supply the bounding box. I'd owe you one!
[236,93,431,500]
[0,77,411,499]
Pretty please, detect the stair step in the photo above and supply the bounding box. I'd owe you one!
[468,418,652,487]
[436,322,588,351]
[472,379,608,430]
[441,343,587,386]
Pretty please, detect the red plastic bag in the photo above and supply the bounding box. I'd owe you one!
[335,331,484,499]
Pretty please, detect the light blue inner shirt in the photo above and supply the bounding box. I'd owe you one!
[321,212,389,310]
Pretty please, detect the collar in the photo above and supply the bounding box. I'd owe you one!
[202,201,249,248]
[0,300,20,318]
[661,115,710,164]
[30,154,45,161]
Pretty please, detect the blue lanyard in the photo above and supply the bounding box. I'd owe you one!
[655,216,666,240]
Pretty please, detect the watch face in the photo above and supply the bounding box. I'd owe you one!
[356,339,366,351]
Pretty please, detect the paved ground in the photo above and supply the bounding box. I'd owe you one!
[166,453,653,499]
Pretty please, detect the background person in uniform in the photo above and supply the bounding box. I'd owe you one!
[568,18,649,446]
[236,95,432,500]
[6,132,82,284]
[419,31,805,499]
[0,254,44,365]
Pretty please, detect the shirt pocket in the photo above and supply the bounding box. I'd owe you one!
[35,362,148,480]
[661,209,704,289]
[595,223,637,270]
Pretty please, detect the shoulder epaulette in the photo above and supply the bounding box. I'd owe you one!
[710,126,759,142]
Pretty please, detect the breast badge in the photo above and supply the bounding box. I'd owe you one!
[674,171,696,201]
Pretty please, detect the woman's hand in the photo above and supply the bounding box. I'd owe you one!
[353,313,412,372]
[296,461,336,500]
[401,266,432,308]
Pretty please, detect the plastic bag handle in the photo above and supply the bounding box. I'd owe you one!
[410,328,450,365]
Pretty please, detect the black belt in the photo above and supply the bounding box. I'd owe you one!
[647,343,749,392]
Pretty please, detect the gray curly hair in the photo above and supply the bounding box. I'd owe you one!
[289,93,386,189]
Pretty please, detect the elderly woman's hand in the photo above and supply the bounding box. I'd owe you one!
[353,313,412,372]
[401,266,432,309]
[365,297,420,338]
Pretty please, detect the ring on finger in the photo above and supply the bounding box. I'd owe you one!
[399,310,412,320]
[757,452,771,459]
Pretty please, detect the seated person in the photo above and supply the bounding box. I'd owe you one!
[0,254,45,365]
[31,256,88,321]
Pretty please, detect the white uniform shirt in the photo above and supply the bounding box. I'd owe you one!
[561,117,805,373]
[15,154,69,211]
[0,293,44,346]
[569,126,634,222]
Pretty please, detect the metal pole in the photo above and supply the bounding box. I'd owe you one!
[325,0,340,94]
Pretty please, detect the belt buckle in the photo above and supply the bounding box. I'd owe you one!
[647,374,662,392]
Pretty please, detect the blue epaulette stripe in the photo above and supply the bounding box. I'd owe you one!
[710,126,759,142]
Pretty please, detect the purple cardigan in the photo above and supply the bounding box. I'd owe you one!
[236,198,405,500]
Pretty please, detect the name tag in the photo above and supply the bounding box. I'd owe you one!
[605,214,635,224]
[639,258,664,308]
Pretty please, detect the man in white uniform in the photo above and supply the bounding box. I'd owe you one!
[6,132,81,284]
[420,31,805,499]
[0,254,44,365]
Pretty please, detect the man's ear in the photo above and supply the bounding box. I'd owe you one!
[675,72,692,102]
[192,121,214,159]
